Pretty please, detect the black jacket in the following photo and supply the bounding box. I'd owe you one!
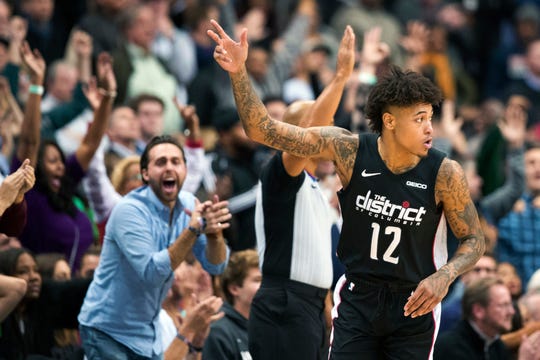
[202,302,251,360]
[434,319,512,360]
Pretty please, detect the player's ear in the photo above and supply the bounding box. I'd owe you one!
[382,112,395,130]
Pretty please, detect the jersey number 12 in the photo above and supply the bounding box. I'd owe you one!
[370,222,401,264]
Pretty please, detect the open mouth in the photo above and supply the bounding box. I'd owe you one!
[50,177,61,191]
[424,139,432,149]
[162,179,176,192]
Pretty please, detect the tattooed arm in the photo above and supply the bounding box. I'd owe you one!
[404,158,485,318]
[281,26,355,176]
[208,19,359,186]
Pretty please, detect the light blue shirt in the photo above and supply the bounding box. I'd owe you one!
[78,186,229,357]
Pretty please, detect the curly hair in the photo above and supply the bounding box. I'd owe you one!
[365,66,443,134]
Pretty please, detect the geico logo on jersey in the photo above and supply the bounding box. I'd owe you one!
[406,180,427,189]
[355,190,426,225]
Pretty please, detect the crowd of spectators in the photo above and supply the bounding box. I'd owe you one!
[1,0,540,359]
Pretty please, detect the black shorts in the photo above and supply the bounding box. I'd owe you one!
[248,276,328,360]
[329,275,439,360]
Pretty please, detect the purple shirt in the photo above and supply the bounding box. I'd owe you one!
[13,155,93,272]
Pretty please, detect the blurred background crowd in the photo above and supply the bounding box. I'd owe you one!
[2,0,540,359]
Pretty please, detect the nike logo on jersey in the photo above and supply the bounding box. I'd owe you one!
[361,169,381,177]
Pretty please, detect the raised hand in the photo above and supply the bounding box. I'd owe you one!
[207,19,249,73]
[439,100,464,139]
[400,21,429,56]
[335,25,356,80]
[9,16,27,44]
[96,52,116,92]
[71,29,93,60]
[19,42,45,84]
[82,77,100,110]
[173,100,201,142]
[83,53,116,109]
[499,99,527,149]
[361,26,391,68]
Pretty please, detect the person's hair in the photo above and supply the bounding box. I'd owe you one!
[129,93,164,113]
[262,95,286,106]
[82,244,101,258]
[462,277,505,320]
[110,155,140,194]
[117,3,145,34]
[0,248,33,276]
[35,140,78,217]
[140,135,185,184]
[46,60,74,84]
[525,141,540,152]
[35,252,66,280]
[364,66,443,134]
[221,249,259,305]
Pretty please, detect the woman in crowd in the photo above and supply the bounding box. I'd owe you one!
[12,43,115,273]
[0,248,90,359]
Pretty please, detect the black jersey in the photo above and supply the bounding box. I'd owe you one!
[337,133,447,285]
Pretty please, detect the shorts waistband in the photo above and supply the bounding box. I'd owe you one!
[261,275,328,299]
[346,274,417,293]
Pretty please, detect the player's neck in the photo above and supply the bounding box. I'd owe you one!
[377,136,420,175]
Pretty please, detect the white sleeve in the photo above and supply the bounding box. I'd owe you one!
[82,139,122,223]
[182,145,206,194]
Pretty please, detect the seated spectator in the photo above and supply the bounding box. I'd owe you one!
[35,252,71,281]
[203,249,261,359]
[0,233,21,251]
[440,254,498,333]
[497,141,540,285]
[527,268,540,293]
[522,291,540,325]
[0,273,26,322]
[77,244,100,279]
[434,277,514,359]
[498,261,523,301]
[0,248,91,358]
[35,251,83,357]
[160,255,216,353]
[163,294,225,360]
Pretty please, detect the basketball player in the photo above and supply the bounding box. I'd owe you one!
[208,20,485,359]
